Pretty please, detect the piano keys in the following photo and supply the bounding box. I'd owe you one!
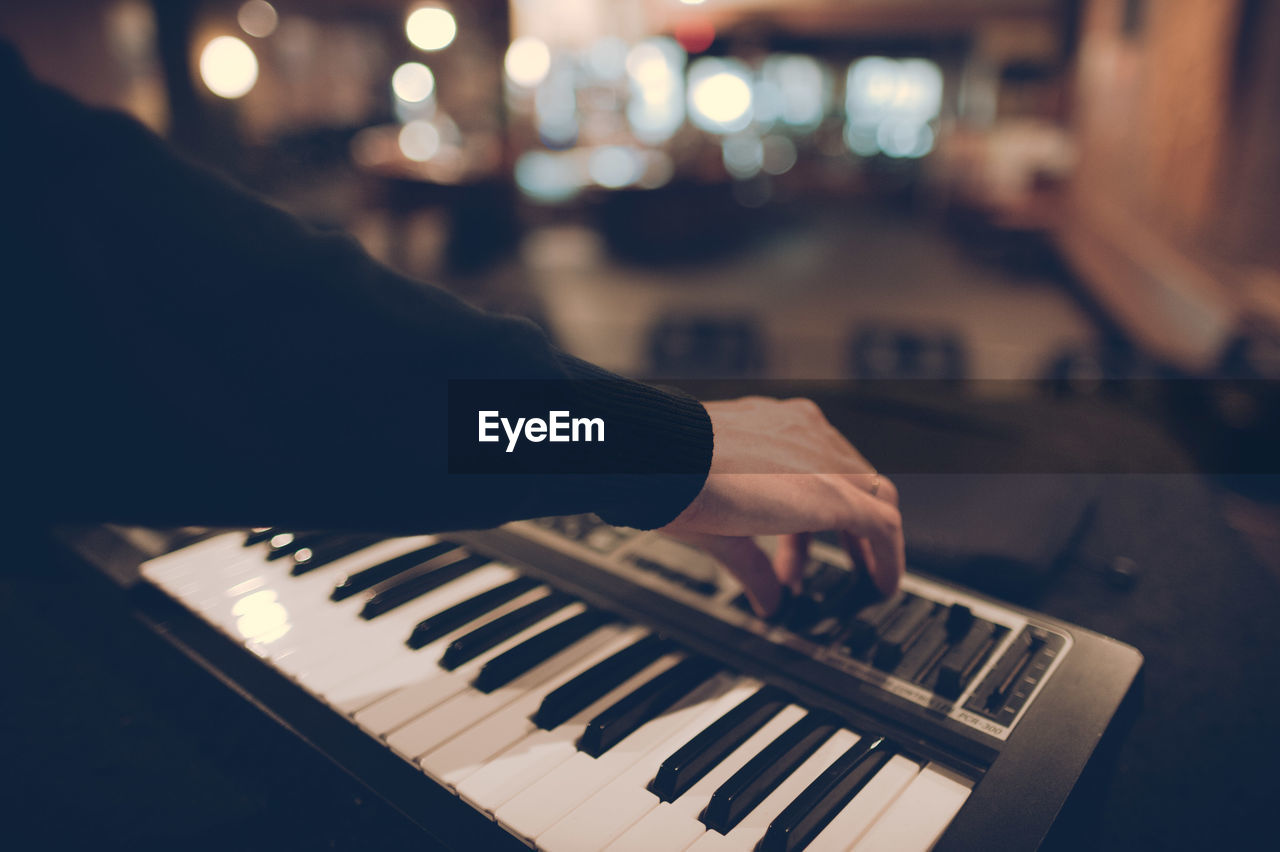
[131,517,1142,850]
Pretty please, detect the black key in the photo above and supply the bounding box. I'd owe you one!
[649,686,788,802]
[406,576,543,650]
[290,534,385,576]
[267,531,351,562]
[533,634,674,731]
[439,591,576,669]
[332,541,460,601]
[873,597,937,670]
[360,553,490,619]
[577,657,720,758]
[265,531,325,560]
[701,713,836,834]
[244,528,275,546]
[935,622,998,699]
[759,737,896,852]
[474,610,617,693]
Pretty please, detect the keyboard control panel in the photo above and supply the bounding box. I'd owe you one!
[481,516,1071,743]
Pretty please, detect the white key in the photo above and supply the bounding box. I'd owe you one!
[143,533,273,607]
[295,570,536,697]
[387,617,623,760]
[496,672,738,843]
[187,536,442,654]
[805,755,921,852]
[536,679,763,852]
[850,763,972,852]
[261,564,517,691]
[686,728,858,852]
[456,653,685,815]
[212,536,430,621]
[142,532,252,585]
[148,534,413,654]
[605,703,811,852]
[357,602,587,740]
[419,627,647,789]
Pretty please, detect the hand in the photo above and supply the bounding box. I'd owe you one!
[662,397,904,616]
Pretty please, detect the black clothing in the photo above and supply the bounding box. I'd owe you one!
[0,43,712,532]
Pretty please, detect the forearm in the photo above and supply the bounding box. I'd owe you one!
[1,44,710,531]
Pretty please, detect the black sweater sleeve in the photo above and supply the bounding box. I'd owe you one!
[0,44,711,532]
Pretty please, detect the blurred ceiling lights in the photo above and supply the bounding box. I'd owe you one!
[199,35,258,99]
[237,0,278,39]
[392,61,436,103]
[405,5,457,52]
[505,37,552,88]
[687,58,754,134]
[845,56,942,159]
[625,38,686,144]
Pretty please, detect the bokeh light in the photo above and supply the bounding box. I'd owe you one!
[237,0,278,39]
[767,55,829,130]
[588,146,644,188]
[587,37,627,81]
[398,120,441,161]
[391,62,435,103]
[535,64,579,148]
[877,119,935,158]
[845,56,942,158]
[199,35,258,99]
[761,135,798,175]
[515,151,581,204]
[722,133,764,179]
[674,18,715,54]
[405,6,457,52]
[626,38,686,144]
[505,36,551,88]
[687,58,754,134]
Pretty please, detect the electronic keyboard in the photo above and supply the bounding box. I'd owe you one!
[84,516,1142,851]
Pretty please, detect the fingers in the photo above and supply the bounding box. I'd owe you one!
[855,500,904,597]
[773,532,810,595]
[667,530,783,617]
[833,487,904,598]
[840,529,901,601]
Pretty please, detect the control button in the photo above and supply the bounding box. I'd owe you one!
[873,597,936,671]
[934,623,998,699]
[945,604,974,637]
[843,594,903,656]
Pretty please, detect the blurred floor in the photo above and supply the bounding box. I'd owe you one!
[512,205,1095,381]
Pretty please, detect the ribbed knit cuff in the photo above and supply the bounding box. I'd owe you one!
[556,353,713,530]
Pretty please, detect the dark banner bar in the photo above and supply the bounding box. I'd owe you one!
[449,378,1280,476]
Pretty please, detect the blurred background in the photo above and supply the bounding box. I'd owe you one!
[4,0,1278,492]
[3,0,1278,517]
